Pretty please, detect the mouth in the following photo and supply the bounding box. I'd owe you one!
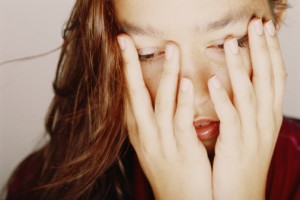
[193,119,220,141]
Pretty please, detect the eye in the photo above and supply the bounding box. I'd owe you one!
[138,51,165,63]
[213,35,248,50]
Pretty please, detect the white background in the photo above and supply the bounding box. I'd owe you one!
[0,0,299,194]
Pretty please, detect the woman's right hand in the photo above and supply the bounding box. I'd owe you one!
[117,35,213,200]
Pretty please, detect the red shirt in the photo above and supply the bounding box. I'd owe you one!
[6,117,300,200]
[266,117,300,199]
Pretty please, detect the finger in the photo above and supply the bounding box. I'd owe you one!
[264,20,287,127]
[125,99,139,148]
[155,44,180,141]
[208,75,242,145]
[117,35,156,139]
[174,78,204,152]
[248,18,275,127]
[224,38,257,138]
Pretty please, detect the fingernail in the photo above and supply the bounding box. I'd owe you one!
[254,19,264,36]
[117,37,126,51]
[228,38,239,55]
[265,20,276,37]
[180,78,191,92]
[210,75,221,89]
[165,45,174,60]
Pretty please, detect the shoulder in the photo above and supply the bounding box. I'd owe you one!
[5,150,44,200]
[266,116,300,200]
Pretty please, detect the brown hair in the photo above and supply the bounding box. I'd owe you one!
[35,0,132,199]
[7,0,131,199]
[6,0,289,199]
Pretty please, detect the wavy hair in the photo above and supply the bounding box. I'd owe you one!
[37,0,131,199]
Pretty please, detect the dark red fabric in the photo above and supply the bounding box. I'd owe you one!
[6,116,300,200]
[266,117,300,200]
[6,151,43,200]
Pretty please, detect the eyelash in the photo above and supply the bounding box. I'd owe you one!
[138,35,248,63]
[138,52,165,63]
[216,35,248,49]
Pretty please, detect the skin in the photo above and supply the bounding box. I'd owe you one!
[115,0,287,199]
[115,0,273,151]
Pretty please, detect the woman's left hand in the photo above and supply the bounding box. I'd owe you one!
[208,18,287,199]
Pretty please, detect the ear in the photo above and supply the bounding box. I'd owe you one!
[270,0,288,30]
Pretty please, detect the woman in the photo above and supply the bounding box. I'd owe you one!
[5,0,300,199]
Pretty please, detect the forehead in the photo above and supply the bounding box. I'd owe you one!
[114,0,269,35]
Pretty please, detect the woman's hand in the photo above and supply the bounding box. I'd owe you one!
[209,19,287,199]
[117,35,213,200]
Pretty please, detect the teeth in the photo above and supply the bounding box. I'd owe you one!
[201,122,210,126]
[198,122,210,127]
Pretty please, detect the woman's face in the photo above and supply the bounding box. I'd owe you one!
[114,0,274,151]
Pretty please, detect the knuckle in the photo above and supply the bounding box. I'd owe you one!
[256,40,268,49]
[275,70,287,85]
[139,142,155,157]
[129,85,147,98]
[177,100,189,108]
[280,69,288,82]
[123,55,138,68]
[218,89,230,102]
[174,122,186,133]
[127,85,136,96]
[138,135,160,156]
[162,65,178,77]
[244,92,255,104]
[128,88,139,98]
[155,98,169,113]
[239,86,255,104]
[225,111,240,125]
[270,72,275,84]
[124,57,131,67]
[177,95,193,108]
[173,117,193,134]
[258,72,274,86]
[267,40,279,50]
[231,112,240,124]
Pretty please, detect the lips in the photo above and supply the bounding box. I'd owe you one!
[193,119,220,141]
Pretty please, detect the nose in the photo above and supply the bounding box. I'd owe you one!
[179,49,217,118]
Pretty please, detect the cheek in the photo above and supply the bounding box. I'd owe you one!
[215,64,234,101]
[141,63,163,105]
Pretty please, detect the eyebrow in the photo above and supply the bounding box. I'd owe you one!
[120,22,164,37]
[204,8,253,32]
[120,8,253,37]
